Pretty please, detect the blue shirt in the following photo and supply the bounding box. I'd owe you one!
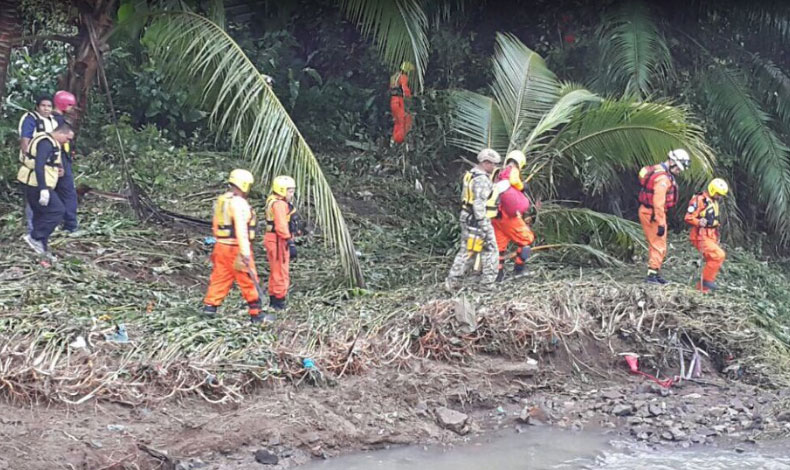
[20,115,38,138]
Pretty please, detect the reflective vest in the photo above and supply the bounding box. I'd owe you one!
[265,195,294,234]
[17,111,57,164]
[461,170,498,218]
[389,72,405,97]
[688,192,720,237]
[213,192,257,241]
[17,134,62,188]
[638,164,677,209]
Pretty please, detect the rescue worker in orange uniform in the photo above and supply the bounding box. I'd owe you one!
[203,169,265,322]
[264,176,298,311]
[637,149,691,284]
[684,178,728,293]
[389,61,414,144]
[491,150,535,281]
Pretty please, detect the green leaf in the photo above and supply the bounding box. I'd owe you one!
[448,90,509,155]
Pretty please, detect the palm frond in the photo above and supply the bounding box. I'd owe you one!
[521,83,600,153]
[750,54,790,132]
[144,11,364,286]
[490,32,561,151]
[339,0,429,93]
[553,99,713,195]
[703,67,790,241]
[596,1,672,97]
[536,205,646,263]
[448,90,509,155]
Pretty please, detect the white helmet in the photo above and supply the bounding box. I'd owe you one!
[668,149,690,171]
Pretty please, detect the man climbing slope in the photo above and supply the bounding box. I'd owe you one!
[389,61,414,145]
[685,178,728,293]
[637,149,690,284]
[203,169,265,323]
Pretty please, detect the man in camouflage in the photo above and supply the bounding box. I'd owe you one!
[445,148,501,289]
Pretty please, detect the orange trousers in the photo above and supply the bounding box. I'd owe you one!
[204,243,261,314]
[390,96,412,144]
[492,214,535,269]
[692,234,725,283]
[264,232,290,299]
[638,205,667,271]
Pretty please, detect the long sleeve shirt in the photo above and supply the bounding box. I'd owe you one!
[229,196,253,257]
[34,139,55,190]
[650,173,672,227]
[470,168,493,223]
[270,199,292,240]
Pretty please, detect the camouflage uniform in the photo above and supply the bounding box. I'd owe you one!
[447,167,498,285]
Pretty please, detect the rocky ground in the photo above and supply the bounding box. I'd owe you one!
[2,351,789,470]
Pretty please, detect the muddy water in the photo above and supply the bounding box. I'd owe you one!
[301,428,790,470]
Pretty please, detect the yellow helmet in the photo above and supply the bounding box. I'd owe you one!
[228,169,254,193]
[708,178,729,198]
[506,150,526,169]
[400,61,415,73]
[271,175,296,196]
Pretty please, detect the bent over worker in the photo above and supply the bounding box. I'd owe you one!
[52,90,79,233]
[203,169,265,322]
[491,150,535,282]
[637,149,690,284]
[264,176,297,311]
[18,123,74,258]
[389,61,414,144]
[685,178,728,293]
[445,148,501,289]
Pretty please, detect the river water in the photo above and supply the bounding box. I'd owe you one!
[301,428,790,470]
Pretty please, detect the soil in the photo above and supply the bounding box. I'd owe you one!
[2,348,789,469]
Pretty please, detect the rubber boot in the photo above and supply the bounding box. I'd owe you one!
[495,269,505,283]
[645,270,668,284]
[696,280,717,293]
[269,295,286,311]
[202,304,218,317]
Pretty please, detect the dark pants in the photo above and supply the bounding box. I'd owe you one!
[25,186,65,250]
[56,157,78,231]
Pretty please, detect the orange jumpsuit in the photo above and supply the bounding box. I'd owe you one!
[204,192,261,317]
[684,191,726,291]
[492,165,535,272]
[264,195,292,302]
[389,72,412,144]
[638,165,676,272]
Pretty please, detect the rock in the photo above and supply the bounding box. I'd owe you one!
[88,440,103,449]
[415,401,429,417]
[637,432,650,440]
[627,416,643,425]
[601,390,622,400]
[302,432,320,444]
[684,393,702,400]
[175,459,207,470]
[691,434,705,444]
[453,298,477,334]
[661,431,674,441]
[730,398,746,412]
[612,404,634,417]
[777,411,790,423]
[254,449,279,465]
[670,428,687,441]
[707,407,727,418]
[494,362,539,378]
[435,407,469,434]
[648,404,664,417]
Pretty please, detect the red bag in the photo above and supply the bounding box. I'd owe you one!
[499,187,530,217]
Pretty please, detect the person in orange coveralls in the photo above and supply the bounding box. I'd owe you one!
[264,175,297,311]
[203,169,265,322]
[389,61,414,144]
[685,178,728,293]
[491,150,534,281]
[637,149,691,284]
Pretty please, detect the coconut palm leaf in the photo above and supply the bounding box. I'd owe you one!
[596,1,672,97]
[448,90,509,154]
[339,0,429,93]
[521,83,601,153]
[536,205,646,263]
[703,67,790,241]
[490,32,561,151]
[750,54,790,132]
[144,10,364,286]
[552,99,713,194]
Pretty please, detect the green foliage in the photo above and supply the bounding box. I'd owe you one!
[1,48,69,116]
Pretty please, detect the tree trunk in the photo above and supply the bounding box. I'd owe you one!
[0,0,22,102]
[58,0,117,128]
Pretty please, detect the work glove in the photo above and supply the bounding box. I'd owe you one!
[288,240,297,260]
[39,189,50,207]
[657,225,666,237]
[698,217,708,227]
[233,254,251,271]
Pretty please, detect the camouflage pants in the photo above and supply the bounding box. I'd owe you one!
[447,214,498,285]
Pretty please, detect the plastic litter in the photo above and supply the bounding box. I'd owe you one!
[203,236,216,246]
[303,358,316,369]
[105,323,129,343]
[624,355,674,388]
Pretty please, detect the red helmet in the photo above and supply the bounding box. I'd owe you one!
[53,90,77,112]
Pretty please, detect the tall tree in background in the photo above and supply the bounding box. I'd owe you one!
[0,0,22,99]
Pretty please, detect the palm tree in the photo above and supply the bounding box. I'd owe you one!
[142,8,364,286]
[450,32,713,259]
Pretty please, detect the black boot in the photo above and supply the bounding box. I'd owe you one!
[202,304,218,317]
[269,295,286,311]
[495,269,505,282]
[645,271,668,284]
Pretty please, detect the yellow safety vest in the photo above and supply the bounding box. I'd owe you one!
[461,170,498,218]
[17,111,57,164]
[265,194,294,233]
[17,134,62,189]
[213,192,257,240]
